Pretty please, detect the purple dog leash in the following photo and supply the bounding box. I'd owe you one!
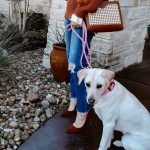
[66,21,92,69]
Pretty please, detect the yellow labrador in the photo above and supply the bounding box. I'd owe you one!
[77,68,150,150]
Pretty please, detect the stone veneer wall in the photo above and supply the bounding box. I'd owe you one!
[0,0,9,15]
[93,0,150,72]
[42,0,66,68]
[43,0,150,71]
[0,0,51,16]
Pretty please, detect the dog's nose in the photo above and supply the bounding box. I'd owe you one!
[88,98,95,105]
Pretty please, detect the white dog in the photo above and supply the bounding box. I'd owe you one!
[77,68,150,150]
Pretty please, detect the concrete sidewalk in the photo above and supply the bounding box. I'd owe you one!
[19,107,124,150]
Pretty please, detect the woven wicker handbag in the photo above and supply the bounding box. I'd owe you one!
[85,0,123,32]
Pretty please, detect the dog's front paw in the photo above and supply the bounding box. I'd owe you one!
[113,140,123,147]
[106,139,111,148]
[98,146,106,150]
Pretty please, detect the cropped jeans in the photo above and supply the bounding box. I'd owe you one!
[65,18,94,113]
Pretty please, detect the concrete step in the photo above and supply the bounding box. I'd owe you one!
[116,77,150,109]
[19,107,124,150]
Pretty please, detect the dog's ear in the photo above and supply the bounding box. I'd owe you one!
[102,69,115,87]
[77,69,89,85]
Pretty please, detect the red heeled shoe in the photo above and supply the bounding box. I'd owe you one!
[66,109,94,134]
[66,124,85,133]
[61,108,76,118]
[86,109,94,122]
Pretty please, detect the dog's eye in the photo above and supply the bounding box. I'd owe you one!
[96,84,102,89]
[86,83,90,87]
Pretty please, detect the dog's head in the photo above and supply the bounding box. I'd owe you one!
[77,68,115,105]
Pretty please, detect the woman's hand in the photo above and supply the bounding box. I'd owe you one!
[71,21,81,28]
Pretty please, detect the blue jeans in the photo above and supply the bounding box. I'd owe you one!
[65,18,93,113]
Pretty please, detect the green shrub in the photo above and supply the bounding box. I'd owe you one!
[0,16,27,78]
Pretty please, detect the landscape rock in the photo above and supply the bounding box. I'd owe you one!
[21,132,29,140]
[40,114,47,122]
[34,116,40,122]
[13,145,18,149]
[6,148,13,150]
[46,94,56,104]
[0,49,70,148]
[32,123,40,130]
[3,132,9,138]
[25,113,31,119]
[62,99,68,105]
[27,93,39,102]
[3,128,14,132]
[15,129,21,136]
[0,93,3,98]
[32,85,40,93]
[7,132,15,139]
[35,109,42,116]
[8,139,15,146]
[14,135,21,142]
[41,100,50,109]
[10,96,16,101]
[9,121,18,128]
[45,108,52,118]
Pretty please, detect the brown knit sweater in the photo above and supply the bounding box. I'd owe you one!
[65,0,100,19]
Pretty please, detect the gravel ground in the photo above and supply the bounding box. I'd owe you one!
[0,49,70,150]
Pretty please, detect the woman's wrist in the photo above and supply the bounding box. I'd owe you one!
[71,14,83,25]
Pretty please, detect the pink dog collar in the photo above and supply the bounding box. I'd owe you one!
[102,80,115,96]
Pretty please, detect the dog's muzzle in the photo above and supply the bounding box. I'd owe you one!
[88,98,95,105]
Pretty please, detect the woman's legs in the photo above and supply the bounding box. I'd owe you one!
[68,25,93,128]
[68,97,77,111]
[65,17,94,128]
[65,18,77,111]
